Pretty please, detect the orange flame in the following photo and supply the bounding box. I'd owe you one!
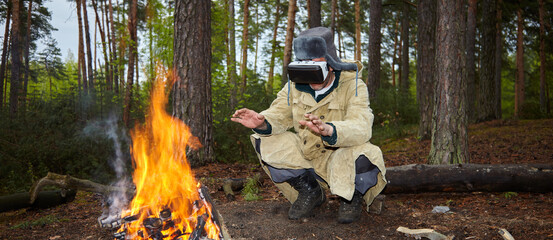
[117,64,220,239]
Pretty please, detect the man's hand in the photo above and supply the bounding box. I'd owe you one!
[231,108,267,129]
[299,113,334,136]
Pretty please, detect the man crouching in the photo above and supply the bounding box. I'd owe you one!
[231,27,386,224]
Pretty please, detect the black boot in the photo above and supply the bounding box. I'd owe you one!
[285,171,325,220]
[337,191,364,224]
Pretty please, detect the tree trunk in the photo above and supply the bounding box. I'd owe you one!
[0,1,11,108]
[228,0,237,109]
[82,0,95,92]
[9,0,22,117]
[267,0,281,95]
[92,0,110,92]
[117,0,125,93]
[94,17,97,73]
[416,0,436,141]
[429,0,468,165]
[102,0,113,91]
[392,19,399,87]
[367,0,382,99]
[109,0,118,93]
[173,0,213,167]
[239,0,249,97]
[466,0,477,123]
[477,0,497,122]
[337,21,342,58]
[400,0,410,92]
[384,164,553,194]
[282,0,297,87]
[123,0,137,127]
[253,3,259,74]
[494,0,503,119]
[308,0,320,28]
[77,0,88,95]
[147,0,154,83]
[330,0,336,35]
[515,3,524,118]
[354,0,361,61]
[538,0,546,115]
[21,0,32,111]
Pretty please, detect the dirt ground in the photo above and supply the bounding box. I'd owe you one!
[1,119,552,240]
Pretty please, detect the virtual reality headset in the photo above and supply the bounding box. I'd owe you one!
[287,61,329,84]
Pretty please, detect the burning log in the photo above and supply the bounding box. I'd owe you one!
[107,186,231,240]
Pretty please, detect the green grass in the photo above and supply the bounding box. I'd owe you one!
[10,215,62,229]
[241,177,263,201]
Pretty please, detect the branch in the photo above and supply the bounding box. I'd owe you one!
[396,226,453,240]
[29,172,134,204]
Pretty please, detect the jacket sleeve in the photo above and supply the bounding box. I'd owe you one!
[324,80,374,147]
[258,82,294,135]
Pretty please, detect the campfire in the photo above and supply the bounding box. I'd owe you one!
[100,66,224,240]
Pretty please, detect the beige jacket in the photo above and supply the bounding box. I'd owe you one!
[251,61,386,209]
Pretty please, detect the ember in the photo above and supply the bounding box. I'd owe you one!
[103,65,224,240]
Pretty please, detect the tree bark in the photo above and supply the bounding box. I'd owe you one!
[92,0,110,91]
[108,0,118,93]
[400,0,410,92]
[416,0,436,141]
[77,0,88,95]
[538,0,546,115]
[173,0,213,167]
[384,164,553,194]
[9,0,22,117]
[21,0,31,110]
[253,3,259,74]
[239,0,250,97]
[392,19,399,87]
[267,0,281,95]
[0,1,11,108]
[282,0,297,87]
[354,0,361,61]
[466,0,477,123]
[330,0,336,35]
[307,0,320,28]
[82,0,95,91]
[123,0,137,127]
[477,0,497,122]
[429,0,468,165]
[227,0,237,109]
[367,0,382,99]
[116,0,125,92]
[515,3,524,118]
[494,0,503,119]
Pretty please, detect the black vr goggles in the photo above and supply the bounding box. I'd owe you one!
[287,61,329,84]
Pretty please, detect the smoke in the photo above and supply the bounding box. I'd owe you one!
[83,113,134,228]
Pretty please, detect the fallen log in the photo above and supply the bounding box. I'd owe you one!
[29,172,134,204]
[384,163,553,194]
[0,190,76,213]
[21,163,553,209]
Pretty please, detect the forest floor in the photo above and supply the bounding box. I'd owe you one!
[0,119,552,240]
